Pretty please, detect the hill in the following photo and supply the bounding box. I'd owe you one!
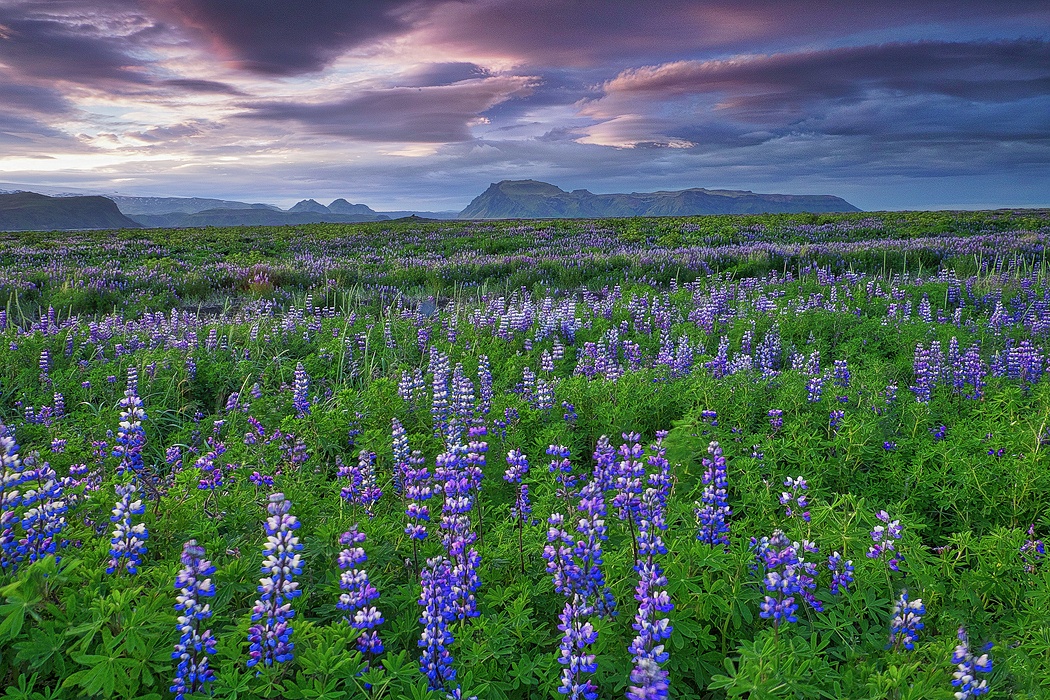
[130,208,389,228]
[108,196,281,216]
[458,180,861,219]
[0,192,140,231]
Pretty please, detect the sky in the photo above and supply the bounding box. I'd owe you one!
[0,1,1048,211]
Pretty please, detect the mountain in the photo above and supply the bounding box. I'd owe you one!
[0,192,140,232]
[130,208,389,228]
[109,196,280,216]
[328,199,377,215]
[288,199,330,213]
[458,180,861,219]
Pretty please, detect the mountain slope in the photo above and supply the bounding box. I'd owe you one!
[0,192,140,231]
[130,208,389,228]
[109,196,280,215]
[459,180,861,219]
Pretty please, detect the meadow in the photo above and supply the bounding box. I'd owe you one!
[1,209,1049,700]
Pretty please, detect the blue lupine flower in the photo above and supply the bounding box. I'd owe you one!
[827,551,854,595]
[627,488,673,700]
[171,541,216,700]
[337,526,384,667]
[888,589,924,652]
[768,409,784,432]
[292,362,310,417]
[695,441,731,548]
[16,460,68,565]
[418,556,456,691]
[107,481,148,575]
[1020,524,1045,574]
[951,628,992,698]
[779,476,810,522]
[0,425,27,572]
[113,368,147,478]
[867,510,903,571]
[247,493,302,668]
[556,595,599,700]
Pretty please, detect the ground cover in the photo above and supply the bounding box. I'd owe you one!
[1,210,1049,699]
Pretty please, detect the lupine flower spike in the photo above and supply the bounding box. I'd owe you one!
[887,589,924,652]
[951,627,992,699]
[247,493,302,669]
[171,541,217,700]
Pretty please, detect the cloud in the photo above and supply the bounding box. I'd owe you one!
[0,4,158,85]
[146,0,420,75]
[577,40,1050,147]
[392,62,492,87]
[420,0,1050,66]
[239,76,537,142]
[161,78,246,95]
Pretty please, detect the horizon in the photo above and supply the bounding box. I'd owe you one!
[1,2,1048,211]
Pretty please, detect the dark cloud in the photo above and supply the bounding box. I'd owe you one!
[423,0,1050,66]
[147,0,419,75]
[579,40,1050,147]
[239,76,536,142]
[0,4,156,85]
[393,62,492,87]
[161,78,246,96]
[0,78,72,115]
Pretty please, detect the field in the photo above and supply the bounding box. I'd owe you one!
[1,210,1049,700]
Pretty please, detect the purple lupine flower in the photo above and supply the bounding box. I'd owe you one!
[833,359,850,389]
[883,441,897,451]
[171,541,217,700]
[195,439,227,491]
[336,526,384,668]
[867,510,903,571]
[505,448,532,569]
[418,556,456,691]
[404,450,432,545]
[544,513,580,600]
[751,530,822,626]
[591,435,617,492]
[247,493,302,668]
[888,589,924,652]
[829,410,844,433]
[436,446,480,620]
[15,460,68,565]
[1020,525,1045,574]
[780,476,810,522]
[930,425,948,442]
[627,488,672,700]
[806,375,824,403]
[951,628,992,698]
[477,355,492,423]
[562,401,578,425]
[695,441,730,548]
[556,595,599,700]
[292,362,310,417]
[392,418,409,492]
[612,434,645,555]
[884,383,898,405]
[39,349,51,384]
[548,444,578,506]
[768,409,784,432]
[107,481,148,575]
[575,476,617,618]
[113,368,147,478]
[827,551,854,595]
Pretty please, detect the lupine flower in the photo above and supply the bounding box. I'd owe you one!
[418,556,457,691]
[16,460,68,565]
[436,446,480,620]
[806,375,824,403]
[171,541,217,700]
[404,450,432,543]
[695,441,730,548]
[627,488,673,700]
[883,441,897,451]
[113,368,147,478]
[780,476,811,522]
[768,409,784,432]
[107,481,148,575]
[931,425,948,441]
[556,595,599,700]
[292,362,310,417]
[752,530,822,626]
[827,551,854,595]
[247,493,302,668]
[548,444,578,505]
[1020,524,1045,574]
[0,425,26,572]
[888,589,925,652]
[336,527,384,667]
[829,410,844,432]
[951,628,992,698]
[867,510,903,571]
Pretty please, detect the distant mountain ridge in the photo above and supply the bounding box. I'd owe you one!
[0,192,139,232]
[458,180,861,219]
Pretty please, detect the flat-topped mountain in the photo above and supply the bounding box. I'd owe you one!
[0,192,140,232]
[458,179,861,219]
